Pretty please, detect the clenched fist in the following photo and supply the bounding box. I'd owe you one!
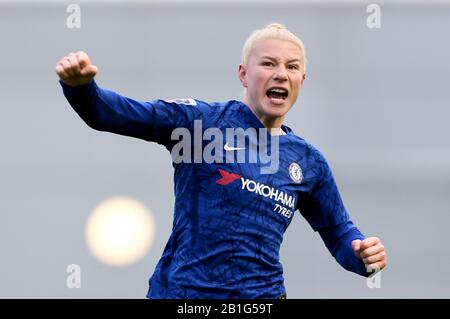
[352,237,387,274]
[55,51,98,87]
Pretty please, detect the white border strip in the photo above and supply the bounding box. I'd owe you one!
[0,0,449,5]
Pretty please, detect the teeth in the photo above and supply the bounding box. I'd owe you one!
[270,88,287,94]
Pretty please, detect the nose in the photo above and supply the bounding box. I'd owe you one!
[273,65,288,81]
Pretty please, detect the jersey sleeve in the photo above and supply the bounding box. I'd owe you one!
[297,148,350,231]
[297,147,370,276]
[318,220,368,276]
[60,80,211,149]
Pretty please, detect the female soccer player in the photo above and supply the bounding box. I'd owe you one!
[56,23,387,299]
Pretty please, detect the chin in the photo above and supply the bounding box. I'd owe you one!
[264,103,291,117]
[264,108,288,119]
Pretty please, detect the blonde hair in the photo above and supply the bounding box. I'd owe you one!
[241,23,306,71]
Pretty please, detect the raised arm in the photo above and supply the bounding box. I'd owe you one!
[56,51,209,146]
[56,51,162,142]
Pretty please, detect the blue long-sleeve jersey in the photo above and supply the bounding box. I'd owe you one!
[60,80,369,299]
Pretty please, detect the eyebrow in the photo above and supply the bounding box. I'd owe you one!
[260,56,301,63]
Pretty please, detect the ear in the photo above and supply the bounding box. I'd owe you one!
[238,64,248,87]
[300,73,306,86]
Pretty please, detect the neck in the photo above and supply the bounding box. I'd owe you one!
[242,98,285,135]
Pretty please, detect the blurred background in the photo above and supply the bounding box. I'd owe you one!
[0,0,449,298]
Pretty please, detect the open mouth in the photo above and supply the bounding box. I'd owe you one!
[266,87,288,102]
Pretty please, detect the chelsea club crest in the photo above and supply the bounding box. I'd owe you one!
[289,162,303,183]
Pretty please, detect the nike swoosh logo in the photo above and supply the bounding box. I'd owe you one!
[224,143,246,151]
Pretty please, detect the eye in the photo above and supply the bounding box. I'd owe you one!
[261,61,275,67]
[288,64,300,70]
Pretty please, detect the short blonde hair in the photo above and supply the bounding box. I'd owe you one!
[241,23,306,71]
